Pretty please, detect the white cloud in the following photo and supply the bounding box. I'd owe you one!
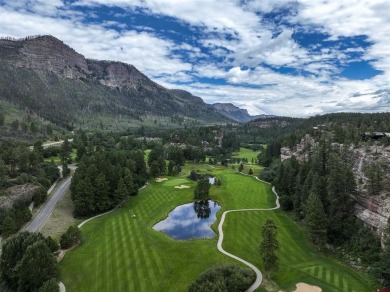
[0,0,389,117]
[295,0,390,78]
[0,4,191,77]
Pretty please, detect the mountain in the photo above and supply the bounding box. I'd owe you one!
[0,35,228,130]
[212,103,276,123]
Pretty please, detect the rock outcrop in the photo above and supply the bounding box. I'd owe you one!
[281,135,390,239]
[0,35,228,126]
[0,184,39,209]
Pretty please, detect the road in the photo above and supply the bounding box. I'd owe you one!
[24,175,72,233]
[216,176,280,292]
[29,139,74,150]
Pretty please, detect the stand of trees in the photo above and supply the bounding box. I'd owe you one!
[70,148,146,217]
[0,232,60,291]
[0,140,60,238]
[188,265,255,292]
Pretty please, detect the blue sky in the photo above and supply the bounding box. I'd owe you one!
[0,0,389,116]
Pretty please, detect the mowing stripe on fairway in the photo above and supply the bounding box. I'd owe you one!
[216,173,280,292]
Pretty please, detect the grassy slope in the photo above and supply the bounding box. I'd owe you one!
[61,165,373,291]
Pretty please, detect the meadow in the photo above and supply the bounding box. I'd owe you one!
[60,162,374,291]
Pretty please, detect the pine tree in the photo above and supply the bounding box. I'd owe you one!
[18,241,60,291]
[114,178,127,205]
[259,219,280,278]
[74,178,95,217]
[194,178,210,200]
[2,215,16,237]
[304,193,327,247]
[94,172,110,212]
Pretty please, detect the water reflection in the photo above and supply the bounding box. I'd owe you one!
[153,200,221,240]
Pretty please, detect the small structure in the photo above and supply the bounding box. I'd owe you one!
[208,177,216,185]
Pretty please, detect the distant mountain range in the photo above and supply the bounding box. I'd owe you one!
[212,103,276,123]
[0,35,230,130]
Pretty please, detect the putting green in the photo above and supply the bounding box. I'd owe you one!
[162,178,190,186]
[61,166,374,291]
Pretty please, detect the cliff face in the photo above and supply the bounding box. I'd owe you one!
[0,36,164,91]
[0,36,88,79]
[351,145,390,239]
[0,35,228,126]
[281,135,390,239]
[212,103,252,123]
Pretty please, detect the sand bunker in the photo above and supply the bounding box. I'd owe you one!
[174,185,190,189]
[155,178,168,182]
[293,283,322,292]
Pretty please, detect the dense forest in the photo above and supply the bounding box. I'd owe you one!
[0,140,60,238]
[257,112,390,286]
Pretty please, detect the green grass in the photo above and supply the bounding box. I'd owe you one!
[61,166,374,292]
[162,178,190,186]
[232,147,260,162]
[60,176,236,292]
[44,149,77,165]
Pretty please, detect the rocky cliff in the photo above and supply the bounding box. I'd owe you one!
[281,134,390,239]
[0,35,227,128]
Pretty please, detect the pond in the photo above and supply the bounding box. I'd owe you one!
[153,200,221,240]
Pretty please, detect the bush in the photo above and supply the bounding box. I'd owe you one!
[188,265,255,292]
[60,226,81,249]
[45,236,60,253]
[33,187,48,205]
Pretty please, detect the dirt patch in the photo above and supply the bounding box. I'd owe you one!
[155,178,168,183]
[293,283,322,292]
[174,185,190,189]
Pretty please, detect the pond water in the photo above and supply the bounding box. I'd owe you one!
[153,200,221,240]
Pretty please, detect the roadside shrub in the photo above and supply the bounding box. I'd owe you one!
[33,187,47,205]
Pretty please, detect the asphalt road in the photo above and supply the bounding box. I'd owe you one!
[24,175,72,233]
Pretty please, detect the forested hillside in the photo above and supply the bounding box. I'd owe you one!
[257,112,390,286]
[0,36,229,132]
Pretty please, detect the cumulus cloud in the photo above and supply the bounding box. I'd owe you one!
[0,0,389,116]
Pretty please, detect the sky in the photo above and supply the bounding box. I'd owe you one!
[0,0,389,117]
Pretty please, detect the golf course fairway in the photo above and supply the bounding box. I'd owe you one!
[60,165,374,291]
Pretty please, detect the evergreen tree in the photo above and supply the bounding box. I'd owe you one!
[94,172,110,212]
[114,177,127,205]
[39,279,59,292]
[194,178,211,200]
[304,193,327,247]
[168,160,175,176]
[326,154,356,245]
[238,163,244,173]
[74,178,95,217]
[123,168,137,196]
[18,241,61,292]
[149,160,161,178]
[2,215,16,237]
[248,168,253,175]
[0,158,6,188]
[60,139,71,164]
[259,219,279,279]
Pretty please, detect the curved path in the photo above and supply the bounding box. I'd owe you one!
[216,175,280,292]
